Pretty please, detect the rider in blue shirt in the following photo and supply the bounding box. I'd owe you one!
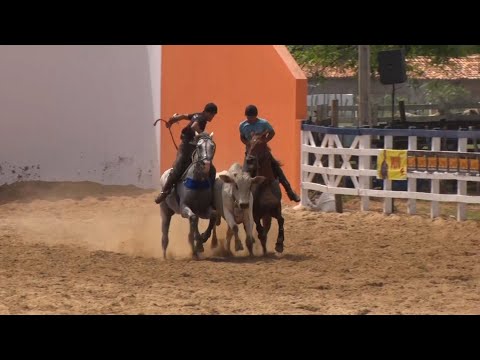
[239,104,300,202]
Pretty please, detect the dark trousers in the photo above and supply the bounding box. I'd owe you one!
[163,141,216,194]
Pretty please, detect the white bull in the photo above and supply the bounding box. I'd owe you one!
[211,163,265,256]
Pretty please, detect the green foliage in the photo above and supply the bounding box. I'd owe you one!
[288,45,480,78]
[421,81,472,105]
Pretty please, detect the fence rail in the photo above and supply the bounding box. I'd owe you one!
[307,102,480,125]
[300,124,480,220]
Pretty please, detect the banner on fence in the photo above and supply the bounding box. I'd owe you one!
[407,151,480,174]
[377,149,408,180]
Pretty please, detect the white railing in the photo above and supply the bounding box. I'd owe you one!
[300,124,480,221]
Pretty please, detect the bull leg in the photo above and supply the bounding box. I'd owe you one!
[274,209,285,254]
[261,216,272,257]
[243,211,255,256]
[225,227,234,257]
[223,211,244,252]
[160,204,174,260]
[232,225,244,252]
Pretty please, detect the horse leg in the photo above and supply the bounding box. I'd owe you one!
[200,207,217,243]
[261,215,272,257]
[211,215,219,249]
[274,208,285,254]
[182,206,202,258]
[160,204,174,260]
[255,216,267,256]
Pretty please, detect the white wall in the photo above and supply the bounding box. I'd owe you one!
[147,45,162,181]
[0,45,161,188]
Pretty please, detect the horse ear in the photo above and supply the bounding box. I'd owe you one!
[252,176,266,185]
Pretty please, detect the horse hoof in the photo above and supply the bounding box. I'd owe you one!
[275,243,284,253]
[196,243,205,253]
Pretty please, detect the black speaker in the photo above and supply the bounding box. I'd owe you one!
[378,49,407,85]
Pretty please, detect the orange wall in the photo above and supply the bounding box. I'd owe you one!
[161,45,307,200]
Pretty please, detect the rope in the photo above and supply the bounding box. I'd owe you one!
[153,118,178,151]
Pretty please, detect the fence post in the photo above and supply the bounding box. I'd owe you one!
[457,129,468,221]
[407,128,417,215]
[331,99,343,213]
[383,135,394,214]
[300,129,309,206]
[431,134,441,218]
[470,126,480,194]
[316,104,327,124]
[371,104,378,127]
[399,100,406,122]
[359,134,371,211]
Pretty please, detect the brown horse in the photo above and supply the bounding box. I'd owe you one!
[243,132,285,255]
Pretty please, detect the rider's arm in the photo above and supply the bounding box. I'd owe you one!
[190,121,203,134]
[262,120,275,143]
[240,134,249,145]
[265,129,275,143]
[167,113,194,126]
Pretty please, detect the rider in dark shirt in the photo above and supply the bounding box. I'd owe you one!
[154,103,218,204]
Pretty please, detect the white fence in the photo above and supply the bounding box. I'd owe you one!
[300,124,480,221]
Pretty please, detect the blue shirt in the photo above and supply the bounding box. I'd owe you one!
[239,118,274,141]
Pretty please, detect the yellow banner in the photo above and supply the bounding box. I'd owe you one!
[377,149,407,180]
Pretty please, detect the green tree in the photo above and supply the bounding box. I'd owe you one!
[288,45,480,78]
[422,81,473,106]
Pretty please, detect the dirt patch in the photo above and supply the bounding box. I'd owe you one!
[0,181,151,205]
[0,181,479,314]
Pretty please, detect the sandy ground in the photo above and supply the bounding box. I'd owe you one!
[0,181,479,315]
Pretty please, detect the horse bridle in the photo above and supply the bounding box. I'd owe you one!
[245,135,267,177]
[191,135,216,165]
[179,135,216,180]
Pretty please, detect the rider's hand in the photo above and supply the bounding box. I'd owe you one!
[257,131,269,143]
[167,113,180,128]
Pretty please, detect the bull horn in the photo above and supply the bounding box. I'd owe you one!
[210,132,214,138]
